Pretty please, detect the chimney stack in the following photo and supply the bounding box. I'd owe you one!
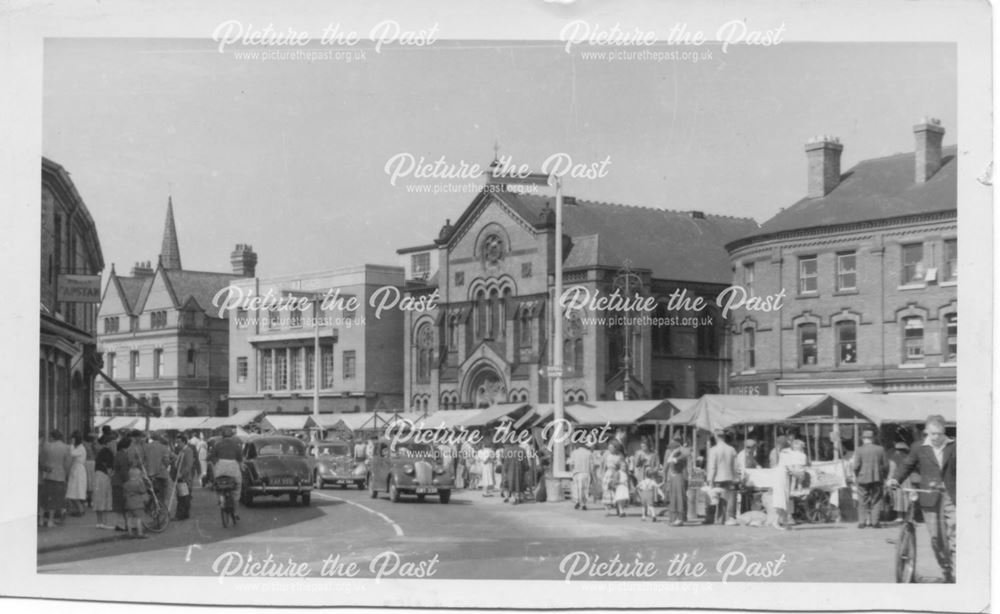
[804,135,843,198]
[131,261,154,277]
[914,117,945,183]
[230,244,258,277]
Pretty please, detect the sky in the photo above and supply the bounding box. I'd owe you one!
[43,39,956,280]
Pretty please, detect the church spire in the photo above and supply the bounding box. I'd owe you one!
[159,196,182,270]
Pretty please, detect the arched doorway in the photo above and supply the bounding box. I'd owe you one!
[183,406,199,417]
[463,364,506,408]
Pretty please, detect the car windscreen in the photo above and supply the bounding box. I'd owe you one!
[317,444,350,456]
[255,441,306,456]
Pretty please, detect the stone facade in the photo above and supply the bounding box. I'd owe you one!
[226,265,405,414]
[400,183,757,411]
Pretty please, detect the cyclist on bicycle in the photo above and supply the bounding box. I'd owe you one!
[887,414,956,582]
[209,427,244,518]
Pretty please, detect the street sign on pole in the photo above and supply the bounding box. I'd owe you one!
[545,366,564,378]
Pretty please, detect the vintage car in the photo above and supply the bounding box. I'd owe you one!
[368,440,453,503]
[307,440,367,489]
[240,435,313,506]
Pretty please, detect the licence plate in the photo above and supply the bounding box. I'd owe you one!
[416,487,432,494]
[272,478,294,486]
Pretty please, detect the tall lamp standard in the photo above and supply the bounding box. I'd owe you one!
[285,290,323,458]
[487,168,571,480]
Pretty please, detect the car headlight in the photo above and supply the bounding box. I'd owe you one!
[403,464,415,475]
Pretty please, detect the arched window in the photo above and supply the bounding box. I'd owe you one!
[574,338,584,375]
[835,321,857,365]
[416,323,433,384]
[114,396,123,409]
[448,314,459,349]
[798,323,818,366]
[102,397,111,409]
[742,327,756,370]
[519,308,533,348]
[943,313,957,363]
[902,317,924,364]
[476,290,487,340]
[487,289,499,338]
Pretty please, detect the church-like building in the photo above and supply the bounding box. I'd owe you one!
[94,198,257,417]
[398,173,757,411]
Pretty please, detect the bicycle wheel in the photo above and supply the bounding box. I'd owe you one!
[895,523,917,583]
[220,501,230,528]
[143,497,170,533]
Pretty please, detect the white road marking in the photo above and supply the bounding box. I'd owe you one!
[313,492,404,537]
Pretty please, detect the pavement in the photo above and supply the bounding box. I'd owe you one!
[37,484,950,583]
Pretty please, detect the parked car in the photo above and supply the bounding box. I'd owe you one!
[307,440,367,489]
[240,435,313,506]
[368,439,453,503]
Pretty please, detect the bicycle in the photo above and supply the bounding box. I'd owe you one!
[141,471,171,533]
[891,486,951,583]
[214,475,239,528]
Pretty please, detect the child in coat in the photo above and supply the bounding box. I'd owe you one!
[636,468,659,522]
[123,467,148,538]
[613,462,630,518]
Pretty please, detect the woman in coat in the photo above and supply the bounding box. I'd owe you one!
[65,431,89,516]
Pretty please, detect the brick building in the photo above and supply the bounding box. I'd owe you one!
[399,176,757,411]
[226,265,405,414]
[726,119,957,396]
[40,157,105,436]
[95,199,254,417]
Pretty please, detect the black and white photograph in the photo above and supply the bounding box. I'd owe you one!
[0,1,993,612]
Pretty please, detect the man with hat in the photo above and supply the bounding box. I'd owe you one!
[851,428,888,528]
[706,428,738,525]
[887,440,912,521]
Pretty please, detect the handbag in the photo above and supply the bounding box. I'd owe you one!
[176,481,190,497]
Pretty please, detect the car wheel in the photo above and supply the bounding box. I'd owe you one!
[301,492,311,506]
[438,489,451,504]
[356,480,366,490]
[369,474,378,499]
[340,483,348,489]
[313,472,323,490]
[241,488,254,507]
[389,477,400,503]
[416,494,426,502]
[289,493,299,505]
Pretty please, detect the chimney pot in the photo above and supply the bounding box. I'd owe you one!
[230,243,258,277]
[914,118,945,183]
[804,136,844,198]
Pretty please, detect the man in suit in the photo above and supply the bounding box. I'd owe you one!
[889,415,956,582]
[852,428,888,528]
[706,429,738,525]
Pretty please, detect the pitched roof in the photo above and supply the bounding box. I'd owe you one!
[731,146,957,248]
[443,190,757,285]
[161,269,243,316]
[115,276,152,314]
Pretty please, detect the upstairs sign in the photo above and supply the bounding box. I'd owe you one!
[57,274,102,303]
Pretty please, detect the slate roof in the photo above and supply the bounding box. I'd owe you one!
[110,268,241,319]
[445,191,758,285]
[730,146,957,249]
[162,269,243,316]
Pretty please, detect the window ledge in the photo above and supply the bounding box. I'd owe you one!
[796,293,820,300]
[834,289,859,296]
[939,362,957,368]
[939,281,957,288]
[898,363,926,369]
[739,369,757,375]
[898,284,927,291]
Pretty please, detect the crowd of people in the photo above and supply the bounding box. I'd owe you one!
[38,426,208,538]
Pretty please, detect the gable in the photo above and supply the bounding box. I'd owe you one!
[97,275,132,318]
[140,269,178,313]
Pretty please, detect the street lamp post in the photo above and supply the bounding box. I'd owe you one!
[285,290,322,458]
[488,168,572,481]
